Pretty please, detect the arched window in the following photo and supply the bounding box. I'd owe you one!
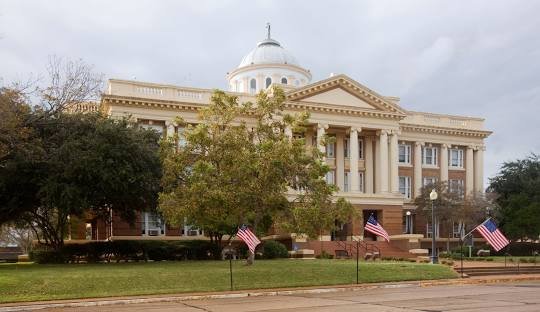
[265,77,272,88]
[250,79,257,93]
[281,77,288,84]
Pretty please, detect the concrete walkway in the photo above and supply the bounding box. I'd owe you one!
[32,280,540,312]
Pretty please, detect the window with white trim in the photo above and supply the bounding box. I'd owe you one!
[281,77,288,84]
[249,79,257,93]
[326,136,335,158]
[344,138,349,158]
[343,138,363,159]
[359,171,364,192]
[399,176,411,199]
[140,123,164,138]
[423,176,438,187]
[449,179,464,197]
[344,171,350,192]
[177,127,186,148]
[449,149,464,168]
[265,77,272,88]
[142,211,165,236]
[325,170,335,185]
[399,144,411,164]
[358,138,364,159]
[422,146,438,166]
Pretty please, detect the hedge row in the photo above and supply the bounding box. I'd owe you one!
[30,240,221,264]
[30,240,290,264]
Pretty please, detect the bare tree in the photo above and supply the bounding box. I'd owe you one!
[0,224,35,254]
[39,56,103,114]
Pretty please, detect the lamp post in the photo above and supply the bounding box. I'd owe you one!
[406,211,411,234]
[430,189,438,264]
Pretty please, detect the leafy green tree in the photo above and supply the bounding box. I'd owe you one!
[0,113,162,249]
[488,154,540,240]
[159,87,354,262]
[414,181,488,250]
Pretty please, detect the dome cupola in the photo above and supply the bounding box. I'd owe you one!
[227,23,311,94]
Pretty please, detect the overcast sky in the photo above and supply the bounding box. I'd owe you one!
[1,0,539,184]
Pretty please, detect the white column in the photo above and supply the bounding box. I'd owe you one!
[414,142,423,198]
[350,127,360,192]
[474,146,485,193]
[317,124,327,155]
[284,126,293,139]
[440,144,449,182]
[365,136,374,194]
[389,131,399,193]
[336,133,345,191]
[378,130,389,193]
[465,146,474,195]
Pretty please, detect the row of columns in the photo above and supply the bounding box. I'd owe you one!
[316,124,400,194]
[413,142,485,197]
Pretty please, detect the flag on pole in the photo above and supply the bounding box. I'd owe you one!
[236,225,261,254]
[474,218,510,251]
[364,215,390,242]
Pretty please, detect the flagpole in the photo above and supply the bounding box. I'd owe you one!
[228,232,237,291]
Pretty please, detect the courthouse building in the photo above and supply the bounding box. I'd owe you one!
[80,29,491,256]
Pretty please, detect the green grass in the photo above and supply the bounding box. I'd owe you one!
[0,260,457,303]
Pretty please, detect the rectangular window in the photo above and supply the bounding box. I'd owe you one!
[358,138,364,159]
[142,212,165,236]
[177,127,186,148]
[359,171,364,193]
[399,176,411,199]
[422,146,438,166]
[344,138,349,158]
[426,221,440,238]
[141,123,164,138]
[344,171,350,192]
[450,149,464,168]
[423,176,438,187]
[449,179,464,197]
[344,138,363,159]
[326,136,335,158]
[325,170,335,185]
[398,144,411,164]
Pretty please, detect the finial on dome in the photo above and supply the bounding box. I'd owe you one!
[266,22,271,39]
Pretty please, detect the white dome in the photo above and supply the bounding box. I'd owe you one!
[238,38,299,68]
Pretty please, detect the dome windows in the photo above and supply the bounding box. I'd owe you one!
[250,79,257,93]
[265,77,272,88]
[281,77,288,85]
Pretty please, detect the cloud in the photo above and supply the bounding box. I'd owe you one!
[1,0,539,183]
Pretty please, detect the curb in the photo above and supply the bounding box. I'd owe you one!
[1,275,540,312]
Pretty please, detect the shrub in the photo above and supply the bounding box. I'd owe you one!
[261,240,288,259]
[29,249,67,264]
[29,240,221,264]
[317,250,334,259]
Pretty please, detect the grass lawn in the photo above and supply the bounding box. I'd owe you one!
[0,260,457,304]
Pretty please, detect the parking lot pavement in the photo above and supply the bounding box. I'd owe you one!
[38,280,540,312]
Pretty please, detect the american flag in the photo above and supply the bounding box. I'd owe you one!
[236,225,261,254]
[364,215,390,242]
[474,218,510,251]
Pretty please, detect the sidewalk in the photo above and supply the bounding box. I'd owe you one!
[1,274,540,312]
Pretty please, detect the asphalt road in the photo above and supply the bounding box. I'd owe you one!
[42,281,540,312]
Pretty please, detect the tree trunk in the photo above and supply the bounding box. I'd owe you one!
[246,251,255,265]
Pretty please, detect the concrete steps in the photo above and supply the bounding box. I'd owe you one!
[455,266,540,277]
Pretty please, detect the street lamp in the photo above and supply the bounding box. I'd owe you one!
[406,211,411,234]
[430,189,438,264]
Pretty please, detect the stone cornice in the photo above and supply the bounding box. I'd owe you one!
[284,101,404,120]
[101,94,210,113]
[400,123,492,138]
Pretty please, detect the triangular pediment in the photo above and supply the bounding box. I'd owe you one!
[286,74,406,116]
[302,87,378,109]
